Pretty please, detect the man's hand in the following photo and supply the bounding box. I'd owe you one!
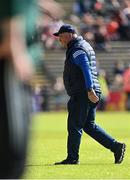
[88,89,99,103]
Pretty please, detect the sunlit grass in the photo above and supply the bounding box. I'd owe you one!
[23,111,130,179]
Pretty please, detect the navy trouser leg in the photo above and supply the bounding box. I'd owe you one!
[67,93,118,160]
[83,99,117,152]
[67,95,84,160]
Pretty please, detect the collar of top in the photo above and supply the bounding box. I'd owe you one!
[67,36,83,49]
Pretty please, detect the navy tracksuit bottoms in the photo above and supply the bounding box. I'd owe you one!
[67,92,118,160]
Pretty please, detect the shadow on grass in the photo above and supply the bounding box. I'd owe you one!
[25,162,130,167]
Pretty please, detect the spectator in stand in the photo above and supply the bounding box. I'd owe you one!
[94,24,108,50]
[32,85,43,112]
[123,64,130,110]
[108,9,124,40]
[108,74,124,110]
[110,74,123,92]
[73,0,94,17]
[105,0,121,14]
[53,77,66,110]
[113,0,130,40]
[113,61,125,76]
[92,16,110,51]
[106,16,120,40]
[120,0,130,40]
[93,0,105,16]
[80,13,95,42]
[98,69,109,110]
[41,85,50,111]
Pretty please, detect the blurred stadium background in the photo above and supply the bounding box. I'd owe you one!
[31,0,130,113]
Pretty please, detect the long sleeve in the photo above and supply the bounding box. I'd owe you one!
[72,50,93,90]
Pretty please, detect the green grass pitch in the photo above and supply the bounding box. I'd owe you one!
[23,111,130,179]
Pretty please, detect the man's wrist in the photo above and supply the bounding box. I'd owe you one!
[87,88,93,92]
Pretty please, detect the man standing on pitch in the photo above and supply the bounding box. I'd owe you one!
[53,24,126,165]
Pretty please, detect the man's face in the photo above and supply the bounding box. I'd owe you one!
[58,33,71,48]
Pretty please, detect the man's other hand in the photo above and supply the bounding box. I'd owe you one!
[88,89,99,103]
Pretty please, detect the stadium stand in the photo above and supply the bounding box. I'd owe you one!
[32,0,130,111]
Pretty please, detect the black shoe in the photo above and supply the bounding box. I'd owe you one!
[55,158,79,165]
[114,143,126,164]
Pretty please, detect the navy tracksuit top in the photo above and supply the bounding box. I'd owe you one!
[63,36,101,96]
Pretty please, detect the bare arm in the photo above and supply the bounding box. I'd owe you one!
[10,16,34,82]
